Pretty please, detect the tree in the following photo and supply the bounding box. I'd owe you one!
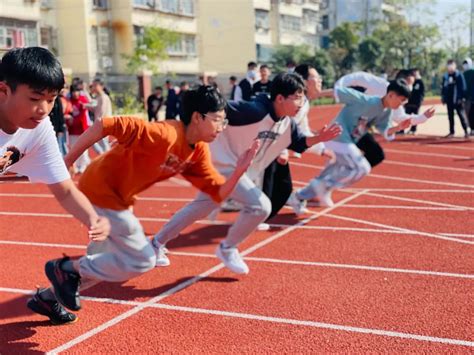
[270,45,314,73]
[311,48,335,87]
[123,26,179,74]
[329,23,360,76]
[358,37,384,72]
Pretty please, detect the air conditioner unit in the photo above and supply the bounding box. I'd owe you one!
[102,56,113,68]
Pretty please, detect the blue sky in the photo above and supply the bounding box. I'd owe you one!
[409,0,471,48]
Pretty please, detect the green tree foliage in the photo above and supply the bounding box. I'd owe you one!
[123,26,179,74]
[271,45,314,73]
[358,37,384,72]
[329,22,360,76]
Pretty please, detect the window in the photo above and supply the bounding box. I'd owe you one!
[93,0,108,9]
[0,28,6,48]
[321,15,329,30]
[25,28,38,46]
[255,10,270,30]
[133,0,155,8]
[97,27,112,54]
[0,19,38,49]
[167,34,196,56]
[179,0,194,15]
[280,15,301,31]
[160,0,178,13]
[303,10,317,26]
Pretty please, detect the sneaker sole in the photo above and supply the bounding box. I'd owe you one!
[27,299,78,325]
[45,261,81,311]
[215,248,249,275]
[155,260,170,267]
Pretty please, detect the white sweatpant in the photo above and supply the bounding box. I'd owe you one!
[154,172,272,248]
[297,141,371,200]
[79,206,155,282]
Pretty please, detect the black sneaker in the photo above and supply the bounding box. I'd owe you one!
[27,288,77,325]
[45,256,81,311]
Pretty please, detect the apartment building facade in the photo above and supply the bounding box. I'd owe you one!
[254,0,321,62]
[318,0,402,48]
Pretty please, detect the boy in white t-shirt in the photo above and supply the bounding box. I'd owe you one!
[0,47,110,325]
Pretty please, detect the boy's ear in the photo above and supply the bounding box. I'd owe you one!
[0,81,11,100]
[191,111,201,124]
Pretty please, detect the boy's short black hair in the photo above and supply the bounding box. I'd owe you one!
[155,86,162,91]
[260,64,269,70]
[0,47,64,93]
[229,75,237,81]
[180,85,226,126]
[447,59,455,65]
[387,78,411,98]
[270,73,305,101]
[70,84,81,93]
[247,61,257,69]
[294,64,313,80]
[395,69,414,80]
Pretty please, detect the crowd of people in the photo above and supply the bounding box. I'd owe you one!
[0,46,471,326]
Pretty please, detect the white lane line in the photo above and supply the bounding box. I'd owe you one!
[440,233,474,238]
[45,191,368,354]
[291,163,474,189]
[361,191,474,211]
[384,148,471,159]
[0,194,463,211]
[398,141,474,152]
[2,239,471,279]
[323,213,474,245]
[384,160,473,173]
[340,205,463,211]
[342,188,474,193]
[0,193,194,203]
[3,286,472,348]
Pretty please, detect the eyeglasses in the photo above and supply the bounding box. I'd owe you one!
[202,113,229,129]
[286,94,306,105]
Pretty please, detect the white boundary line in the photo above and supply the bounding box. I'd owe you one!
[2,286,472,348]
[342,188,474,193]
[45,190,368,354]
[383,148,470,159]
[383,160,473,173]
[2,240,472,279]
[398,141,474,152]
[341,204,462,211]
[323,213,474,245]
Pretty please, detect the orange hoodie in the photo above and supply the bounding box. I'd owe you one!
[78,116,225,210]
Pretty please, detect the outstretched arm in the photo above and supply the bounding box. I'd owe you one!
[64,119,105,168]
[218,140,260,200]
[305,124,342,147]
[48,179,110,241]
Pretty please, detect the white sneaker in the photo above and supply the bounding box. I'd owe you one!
[293,152,302,158]
[216,244,249,274]
[257,223,270,231]
[153,242,170,267]
[312,180,334,207]
[286,192,309,215]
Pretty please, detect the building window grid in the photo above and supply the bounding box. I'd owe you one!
[0,25,38,49]
[134,0,194,16]
[93,0,108,9]
[280,15,302,31]
[255,9,270,30]
[167,34,196,56]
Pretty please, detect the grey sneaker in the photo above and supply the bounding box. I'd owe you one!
[216,243,249,274]
[287,192,308,215]
[153,241,170,267]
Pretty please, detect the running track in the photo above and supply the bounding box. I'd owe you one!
[0,104,473,353]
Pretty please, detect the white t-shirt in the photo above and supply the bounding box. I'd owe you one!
[0,118,70,184]
[334,71,428,125]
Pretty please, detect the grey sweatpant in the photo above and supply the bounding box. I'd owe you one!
[79,206,156,282]
[154,172,271,248]
[297,141,371,200]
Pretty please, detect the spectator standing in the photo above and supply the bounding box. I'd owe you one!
[462,58,474,135]
[229,76,238,100]
[252,64,272,98]
[441,59,469,138]
[165,80,179,119]
[406,68,425,134]
[146,86,164,122]
[234,61,258,101]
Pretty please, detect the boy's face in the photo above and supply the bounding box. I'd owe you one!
[260,67,270,80]
[195,110,227,143]
[385,92,408,109]
[305,68,322,100]
[0,83,56,132]
[275,90,305,117]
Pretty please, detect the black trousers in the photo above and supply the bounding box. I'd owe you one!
[447,101,468,134]
[405,104,420,132]
[262,160,293,220]
[356,133,385,167]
